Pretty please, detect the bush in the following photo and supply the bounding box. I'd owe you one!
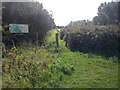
[60,25,119,57]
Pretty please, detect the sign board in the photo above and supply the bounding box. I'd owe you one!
[9,24,29,33]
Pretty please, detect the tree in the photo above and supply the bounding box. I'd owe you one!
[93,1,118,25]
[2,2,56,47]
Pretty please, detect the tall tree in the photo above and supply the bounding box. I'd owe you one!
[93,1,118,25]
[2,2,56,46]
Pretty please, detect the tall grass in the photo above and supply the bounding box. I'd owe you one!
[2,30,74,88]
[2,28,119,88]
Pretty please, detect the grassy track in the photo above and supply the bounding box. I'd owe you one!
[56,52,118,88]
[48,29,119,88]
[2,29,119,88]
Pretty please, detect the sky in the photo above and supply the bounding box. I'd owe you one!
[36,0,112,26]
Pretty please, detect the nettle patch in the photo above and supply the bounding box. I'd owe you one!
[2,44,75,88]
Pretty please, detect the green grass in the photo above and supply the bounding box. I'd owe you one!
[2,29,119,88]
[44,29,119,88]
[56,52,118,88]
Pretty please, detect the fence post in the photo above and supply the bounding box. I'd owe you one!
[36,33,38,46]
[56,33,59,47]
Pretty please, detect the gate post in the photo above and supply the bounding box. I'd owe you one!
[56,33,59,47]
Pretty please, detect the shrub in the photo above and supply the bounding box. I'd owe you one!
[60,25,119,57]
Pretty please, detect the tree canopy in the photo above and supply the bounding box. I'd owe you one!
[2,2,56,47]
[92,1,118,25]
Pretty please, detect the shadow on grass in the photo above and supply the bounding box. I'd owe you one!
[70,48,120,63]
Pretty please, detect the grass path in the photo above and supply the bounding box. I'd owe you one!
[57,52,118,88]
[2,29,119,88]
[48,29,119,88]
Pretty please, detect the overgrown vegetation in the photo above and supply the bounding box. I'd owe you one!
[2,29,119,88]
[60,25,119,58]
[2,1,119,88]
[2,30,74,88]
[60,1,119,58]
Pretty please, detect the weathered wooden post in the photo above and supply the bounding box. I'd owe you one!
[56,33,59,47]
[36,33,38,46]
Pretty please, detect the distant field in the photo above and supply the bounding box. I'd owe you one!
[2,29,119,88]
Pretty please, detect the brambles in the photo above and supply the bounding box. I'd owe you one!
[60,25,119,57]
[2,42,75,88]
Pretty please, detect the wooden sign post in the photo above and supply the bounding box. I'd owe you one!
[9,24,29,47]
[36,33,38,46]
[56,33,59,47]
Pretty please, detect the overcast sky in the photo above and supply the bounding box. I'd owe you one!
[36,0,112,26]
